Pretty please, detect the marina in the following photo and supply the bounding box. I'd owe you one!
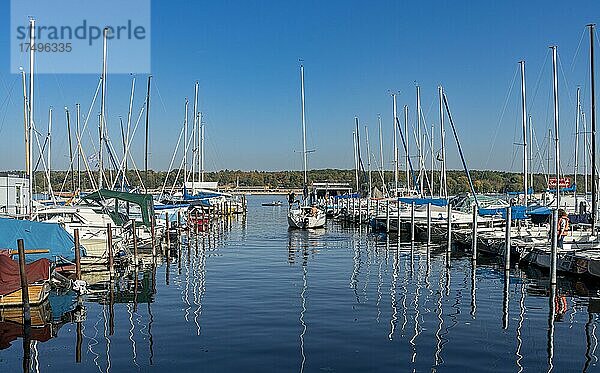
[1,1,600,371]
[1,196,600,371]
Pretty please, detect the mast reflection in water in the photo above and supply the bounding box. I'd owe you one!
[0,196,599,372]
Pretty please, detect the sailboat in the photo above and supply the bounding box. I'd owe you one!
[288,63,326,229]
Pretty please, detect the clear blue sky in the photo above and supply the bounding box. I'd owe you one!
[0,0,598,174]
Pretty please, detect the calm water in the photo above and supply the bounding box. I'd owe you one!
[1,195,600,372]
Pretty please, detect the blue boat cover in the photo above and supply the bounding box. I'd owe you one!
[398,198,448,207]
[0,218,82,262]
[478,205,528,220]
[507,188,534,196]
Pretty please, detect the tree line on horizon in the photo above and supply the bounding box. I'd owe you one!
[13,168,589,195]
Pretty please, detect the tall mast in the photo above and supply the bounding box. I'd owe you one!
[200,112,205,183]
[66,108,75,193]
[551,46,561,209]
[47,107,52,191]
[404,105,410,192]
[353,130,359,191]
[192,81,199,193]
[144,75,152,191]
[584,112,589,197]
[28,18,35,216]
[355,117,361,192]
[430,122,434,198]
[76,104,81,192]
[300,63,308,186]
[438,86,447,198]
[377,114,385,191]
[417,86,423,195]
[529,115,534,192]
[366,125,372,198]
[21,69,29,201]
[519,61,528,206]
[589,24,597,233]
[99,27,108,190]
[183,98,189,188]
[392,93,398,196]
[574,87,581,213]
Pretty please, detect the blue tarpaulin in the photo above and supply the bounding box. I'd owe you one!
[334,193,361,199]
[398,198,448,207]
[479,205,528,220]
[0,218,82,262]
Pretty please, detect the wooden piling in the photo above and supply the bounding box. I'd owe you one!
[411,202,416,242]
[177,210,182,237]
[151,213,156,257]
[165,212,170,249]
[385,200,390,233]
[504,207,511,271]
[550,209,558,285]
[446,202,452,254]
[107,223,114,278]
[74,229,81,281]
[427,203,431,245]
[17,239,31,325]
[132,219,138,266]
[472,205,478,261]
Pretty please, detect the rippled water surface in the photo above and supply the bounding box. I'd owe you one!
[1,195,600,372]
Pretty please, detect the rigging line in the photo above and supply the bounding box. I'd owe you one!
[570,27,588,73]
[159,121,185,198]
[485,65,520,168]
[443,92,479,208]
[111,103,146,189]
[558,54,575,109]
[0,74,18,135]
[528,49,550,116]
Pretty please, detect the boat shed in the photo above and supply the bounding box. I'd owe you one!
[0,173,29,216]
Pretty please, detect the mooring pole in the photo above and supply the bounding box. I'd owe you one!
[504,207,511,271]
[472,205,478,261]
[427,202,432,245]
[165,212,170,249]
[132,219,138,266]
[74,229,81,281]
[385,200,390,233]
[446,202,452,254]
[550,209,558,285]
[411,202,416,242]
[107,223,114,278]
[17,239,31,325]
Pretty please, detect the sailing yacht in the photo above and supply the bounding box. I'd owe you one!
[287,63,326,229]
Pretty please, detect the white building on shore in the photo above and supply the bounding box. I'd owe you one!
[0,173,29,216]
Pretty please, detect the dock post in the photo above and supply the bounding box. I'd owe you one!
[151,213,156,257]
[165,212,170,250]
[107,223,114,278]
[446,202,452,257]
[359,198,363,225]
[132,219,138,266]
[17,239,31,326]
[550,209,558,285]
[74,229,81,281]
[385,200,390,233]
[472,205,478,261]
[366,198,370,227]
[504,207,511,271]
[411,202,416,243]
[177,210,182,237]
[427,203,431,245]
[375,199,380,216]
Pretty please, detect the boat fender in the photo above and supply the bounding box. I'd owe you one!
[72,279,88,295]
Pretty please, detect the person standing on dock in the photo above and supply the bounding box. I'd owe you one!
[557,209,569,249]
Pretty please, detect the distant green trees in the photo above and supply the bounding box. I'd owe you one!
[20,168,583,195]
